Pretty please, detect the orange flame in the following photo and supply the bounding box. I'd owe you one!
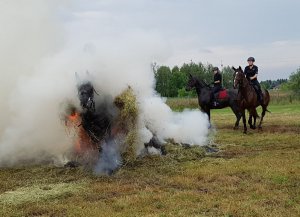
[65,111,97,154]
[69,112,79,121]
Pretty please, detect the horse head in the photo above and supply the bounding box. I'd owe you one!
[78,81,96,111]
[232,66,244,89]
[186,73,197,91]
[75,72,98,112]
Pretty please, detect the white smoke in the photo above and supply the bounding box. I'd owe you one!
[94,139,122,175]
[0,1,209,166]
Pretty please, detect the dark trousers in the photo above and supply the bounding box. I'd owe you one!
[211,85,222,101]
[250,80,263,101]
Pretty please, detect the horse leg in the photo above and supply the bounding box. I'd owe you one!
[258,106,266,130]
[248,109,257,129]
[234,112,241,130]
[253,113,257,129]
[248,113,253,129]
[242,110,247,134]
[230,106,241,130]
[207,108,211,129]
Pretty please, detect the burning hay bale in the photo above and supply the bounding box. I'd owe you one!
[114,86,138,123]
[64,77,209,175]
[113,87,139,164]
[63,83,140,173]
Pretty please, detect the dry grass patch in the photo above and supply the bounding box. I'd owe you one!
[0,103,299,216]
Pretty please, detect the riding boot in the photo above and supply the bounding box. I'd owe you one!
[211,96,218,107]
[210,95,216,106]
[213,99,219,107]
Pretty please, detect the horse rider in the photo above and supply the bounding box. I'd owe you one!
[211,67,222,106]
[244,57,263,103]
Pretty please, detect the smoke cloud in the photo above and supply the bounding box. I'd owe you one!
[0,1,209,167]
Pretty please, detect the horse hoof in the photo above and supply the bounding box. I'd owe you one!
[233,126,239,130]
[250,126,256,130]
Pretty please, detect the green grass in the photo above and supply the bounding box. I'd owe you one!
[0,103,299,217]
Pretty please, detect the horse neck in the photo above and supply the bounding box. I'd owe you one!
[195,79,209,95]
[239,76,253,101]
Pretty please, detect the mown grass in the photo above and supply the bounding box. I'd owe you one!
[0,102,299,217]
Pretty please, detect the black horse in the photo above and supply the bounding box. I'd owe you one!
[77,79,166,154]
[77,81,113,147]
[186,74,242,128]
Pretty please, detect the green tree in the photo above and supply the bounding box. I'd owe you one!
[221,66,234,89]
[169,67,187,97]
[155,66,172,97]
[260,80,272,89]
[284,68,300,93]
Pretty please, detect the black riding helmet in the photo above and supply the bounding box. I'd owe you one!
[212,67,219,72]
[247,57,255,62]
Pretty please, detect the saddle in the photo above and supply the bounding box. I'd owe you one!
[214,89,228,100]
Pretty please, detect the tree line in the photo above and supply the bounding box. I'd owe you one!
[153,61,300,97]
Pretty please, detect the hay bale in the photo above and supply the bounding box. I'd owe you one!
[114,87,139,163]
[114,86,138,123]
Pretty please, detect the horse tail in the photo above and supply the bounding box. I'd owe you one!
[263,89,271,113]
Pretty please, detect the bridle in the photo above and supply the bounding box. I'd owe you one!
[234,71,243,89]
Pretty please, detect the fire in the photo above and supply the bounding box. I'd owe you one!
[65,111,83,153]
[65,110,96,154]
[69,112,79,121]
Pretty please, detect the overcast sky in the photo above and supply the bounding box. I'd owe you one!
[1,0,298,80]
[70,0,300,80]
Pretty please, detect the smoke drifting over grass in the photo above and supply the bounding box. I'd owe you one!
[0,1,209,167]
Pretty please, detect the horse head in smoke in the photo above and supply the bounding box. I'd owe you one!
[75,72,98,112]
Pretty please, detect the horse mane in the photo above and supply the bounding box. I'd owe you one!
[193,76,210,88]
[202,79,210,87]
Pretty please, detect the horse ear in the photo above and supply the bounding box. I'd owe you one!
[232,66,236,71]
[238,66,242,70]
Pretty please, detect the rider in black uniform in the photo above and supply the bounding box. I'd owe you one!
[244,57,263,103]
[211,67,222,106]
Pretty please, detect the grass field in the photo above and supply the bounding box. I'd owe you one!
[0,101,299,217]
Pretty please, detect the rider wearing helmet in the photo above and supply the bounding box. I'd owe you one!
[211,67,222,106]
[244,57,263,103]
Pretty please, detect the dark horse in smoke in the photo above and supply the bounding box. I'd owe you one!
[76,74,113,148]
[186,73,242,129]
[75,73,166,156]
[232,66,270,134]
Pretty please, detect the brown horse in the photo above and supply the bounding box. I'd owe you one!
[232,66,270,134]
